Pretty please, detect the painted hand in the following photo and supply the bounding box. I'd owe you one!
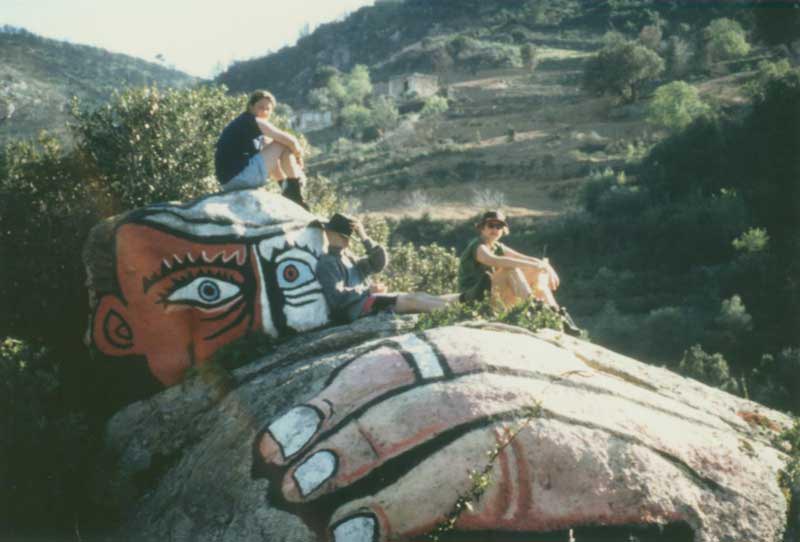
[253,329,706,542]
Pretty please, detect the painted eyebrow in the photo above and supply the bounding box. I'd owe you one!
[142,249,247,293]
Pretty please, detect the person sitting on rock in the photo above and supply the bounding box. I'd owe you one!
[458,210,581,336]
[215,90,309,209]
[316,213,458,323]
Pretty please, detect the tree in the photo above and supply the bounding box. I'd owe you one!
[583,34,665,102]
[638,24,663,51]
[521,43,538,70]
[340,103,373,139]
[346,65,373,104]
[678,345,740,394]
[703,18,751,64]
[370,96,400,132]
[420,95,449,118]
[647,81,710,130]
[753,1,800,57]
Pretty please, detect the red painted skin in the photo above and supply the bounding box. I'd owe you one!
[92,224,265,386]
[258,337,695,542]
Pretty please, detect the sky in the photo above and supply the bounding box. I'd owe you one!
[3,0,375,78]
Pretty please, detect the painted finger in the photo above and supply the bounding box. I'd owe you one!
[326,420,700,542]
[278,371,551,503]
[258,332,583,468]
[258,345,417,466]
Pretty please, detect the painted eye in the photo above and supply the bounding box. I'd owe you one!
[167,277,241,308]
[276,259,315,290]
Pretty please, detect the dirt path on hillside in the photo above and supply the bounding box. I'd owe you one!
[360,177,568,221]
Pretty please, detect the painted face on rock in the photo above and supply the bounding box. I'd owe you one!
[90,190,329,386]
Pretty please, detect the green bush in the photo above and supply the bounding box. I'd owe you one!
[383,242,459,295]
[0,337,97,531]
[583,33,665,102]
[703,18,751,64]
[647,81,710,131]
[420,95,450,118]
[0,134,100,349]
[70,85,242,210]
[340,103,374,139]
[746,59,795,99]
[677,344,740,394]
[414,298,562,335]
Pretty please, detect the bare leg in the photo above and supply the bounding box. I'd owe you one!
[394,292,455,314]
[520,267,559,309]
[259,142,292,181]
[279,148,305,179]
[492,267,559,309]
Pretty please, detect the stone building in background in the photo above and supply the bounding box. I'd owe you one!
[374,72,440,101]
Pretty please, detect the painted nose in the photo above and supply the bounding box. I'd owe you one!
[249,245,279,338]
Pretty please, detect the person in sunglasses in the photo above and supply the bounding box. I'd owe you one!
[458,210,581,335]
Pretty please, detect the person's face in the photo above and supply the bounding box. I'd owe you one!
[92,222,328,386]
[250,98,274,119]
[481,221,506,242]
[325,231,351,250]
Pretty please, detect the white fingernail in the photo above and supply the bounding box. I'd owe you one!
[268,406,321,458]
[293,450,336,497]
[397,334,444,379]
[332,515,377,542]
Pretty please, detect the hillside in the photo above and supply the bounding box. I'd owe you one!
[212,0,800,413]
[0,26,197,144]
[215,0,749,106]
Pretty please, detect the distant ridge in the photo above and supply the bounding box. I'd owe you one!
[0,26,198,144]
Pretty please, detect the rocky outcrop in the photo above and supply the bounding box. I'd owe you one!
[93,318,795,542]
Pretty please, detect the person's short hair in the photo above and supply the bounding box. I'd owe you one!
[246,90,276,112]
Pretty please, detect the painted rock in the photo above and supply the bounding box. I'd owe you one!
[95,321,795,542]
[83,189,330,386]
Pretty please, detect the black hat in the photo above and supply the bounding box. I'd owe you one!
[324,213,357,238]
[476,210,509,230]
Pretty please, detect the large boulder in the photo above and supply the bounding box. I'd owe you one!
[92,318,795,542]
[83,189,331,388]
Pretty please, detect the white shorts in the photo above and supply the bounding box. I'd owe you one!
[221,153,267,191]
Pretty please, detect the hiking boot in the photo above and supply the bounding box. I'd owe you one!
[558,306,582,337]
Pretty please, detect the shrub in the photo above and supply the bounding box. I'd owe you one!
[420,95,450,118]
[665,36,694,78]
[746,59,795,99]
[638,24,663,51]
[0,337,97,531]
[647,81,710,131]
[370,96,400,133]
[0,134,100,350]
[677,344,740,394]
[703,18,751,64]
[521,43,538,70]
[383,242,459,295]
[70,85,242,210]
[340,103,374,139]
[583,33,665,102]
[641,306,701,363]
[414,298,562,336]
[732,227,770,254]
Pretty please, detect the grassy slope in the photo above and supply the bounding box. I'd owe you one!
[0,29,197,144]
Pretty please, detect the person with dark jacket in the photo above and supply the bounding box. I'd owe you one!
[215,90,308,209]
[316,213,458,323]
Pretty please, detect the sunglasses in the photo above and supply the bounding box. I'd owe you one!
[485,222,506,230]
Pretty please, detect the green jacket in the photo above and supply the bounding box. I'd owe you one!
[458,237,506,302]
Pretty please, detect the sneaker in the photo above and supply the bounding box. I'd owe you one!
[558,306,582,337]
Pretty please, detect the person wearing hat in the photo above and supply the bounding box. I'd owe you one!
[316,213,457,323]
[458,210,581,335]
